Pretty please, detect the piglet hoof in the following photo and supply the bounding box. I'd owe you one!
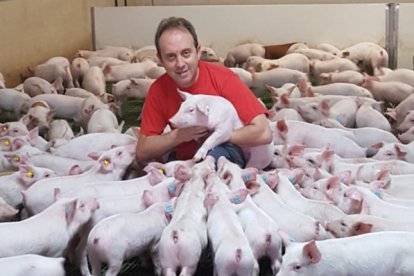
[193,149,208,162]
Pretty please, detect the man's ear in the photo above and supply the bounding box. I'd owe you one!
[196,44,202,59]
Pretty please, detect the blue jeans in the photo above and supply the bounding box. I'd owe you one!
[168,142,246,168]
[207,142,246,168]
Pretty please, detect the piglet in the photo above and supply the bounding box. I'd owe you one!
[0,88,30,117]
[217,157,283,275]
[0,255,65,276]
[326,214,414,238]
[169,91,273,169]
[204,170,259,276]
[156,157,213,276]
[87,200,174,276]
[23,143,136,214]
[111,78,154,106]
[70,57,90,88]
[0,197,19,222]
[78,46,134,62]
[0,196,99,258]
[0,118,30,137]
[87,108,124,134]
[49,132,136,160]
[224,43,265,67]
[23,77,59,97]
[277,231,414,276]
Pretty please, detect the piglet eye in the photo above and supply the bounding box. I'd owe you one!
[188,107,195,112]
[116,151,122,156]
[293,264,302,271]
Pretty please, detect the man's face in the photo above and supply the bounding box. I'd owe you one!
[158,27,201,88]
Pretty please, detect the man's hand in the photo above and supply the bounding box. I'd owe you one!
[173,126,210,143]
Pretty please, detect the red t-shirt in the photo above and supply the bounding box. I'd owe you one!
[140,60,267,160]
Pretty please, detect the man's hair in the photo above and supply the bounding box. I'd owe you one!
[154,16,199,55]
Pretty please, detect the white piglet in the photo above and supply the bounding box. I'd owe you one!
[0,255,65,276]
[169,91,273,170]
[277,231,414,276]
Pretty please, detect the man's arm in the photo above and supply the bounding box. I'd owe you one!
[136,126,209,162]
[229,114,272,147]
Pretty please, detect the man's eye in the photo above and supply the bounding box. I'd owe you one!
[182,50,191,58]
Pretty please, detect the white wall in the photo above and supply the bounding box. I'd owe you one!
[399,3,414,69]
[93,4,386,57]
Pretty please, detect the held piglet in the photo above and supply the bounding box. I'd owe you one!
[277,231,414,276]
[169,91,273,169]
[0,196,99,258]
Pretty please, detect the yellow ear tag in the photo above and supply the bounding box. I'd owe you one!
[26,170,34,178]
[102,159,110,167]
[159,168,165,175]
[2,126,7,132]
[3,140,10,146]
[13,156,20,162]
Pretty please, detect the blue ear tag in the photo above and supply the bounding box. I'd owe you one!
[335,117,343,123]
[65,204,74,215]
[168,184,176,192]
[373,191,381,198]
[165,204,174,214]
[289,177,296,184]
[232,195,241,204]
[242,174,252,182]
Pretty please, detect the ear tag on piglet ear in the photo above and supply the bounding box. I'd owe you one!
[165,204,174,214]
[102,159,111,167]
[373,191,381,198]
[159,168,165,175]
[65,203,74,215]
[2,126,7,132]
[13,156,20,162]
[3,139,10,146]
[335,117,343,124]
[168,184,176,192]
[231,195,242,204]
[242,173,253,182]
[26,170,34,178]
[289,176,297,184]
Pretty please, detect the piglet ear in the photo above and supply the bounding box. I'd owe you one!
[228,188,249,204]
[64,199,78,225]
[203,192,218,211]
[196,102,210,116]
[241,168,257,183]
[142,190,154,208]
[177,89,192,100]
[244,180,260,195]
[68,164,83,176]
[88,152,100,160]
[353,222,373,235]
[303,240,321,264]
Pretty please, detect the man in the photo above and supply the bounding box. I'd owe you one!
[136,16,272,168]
